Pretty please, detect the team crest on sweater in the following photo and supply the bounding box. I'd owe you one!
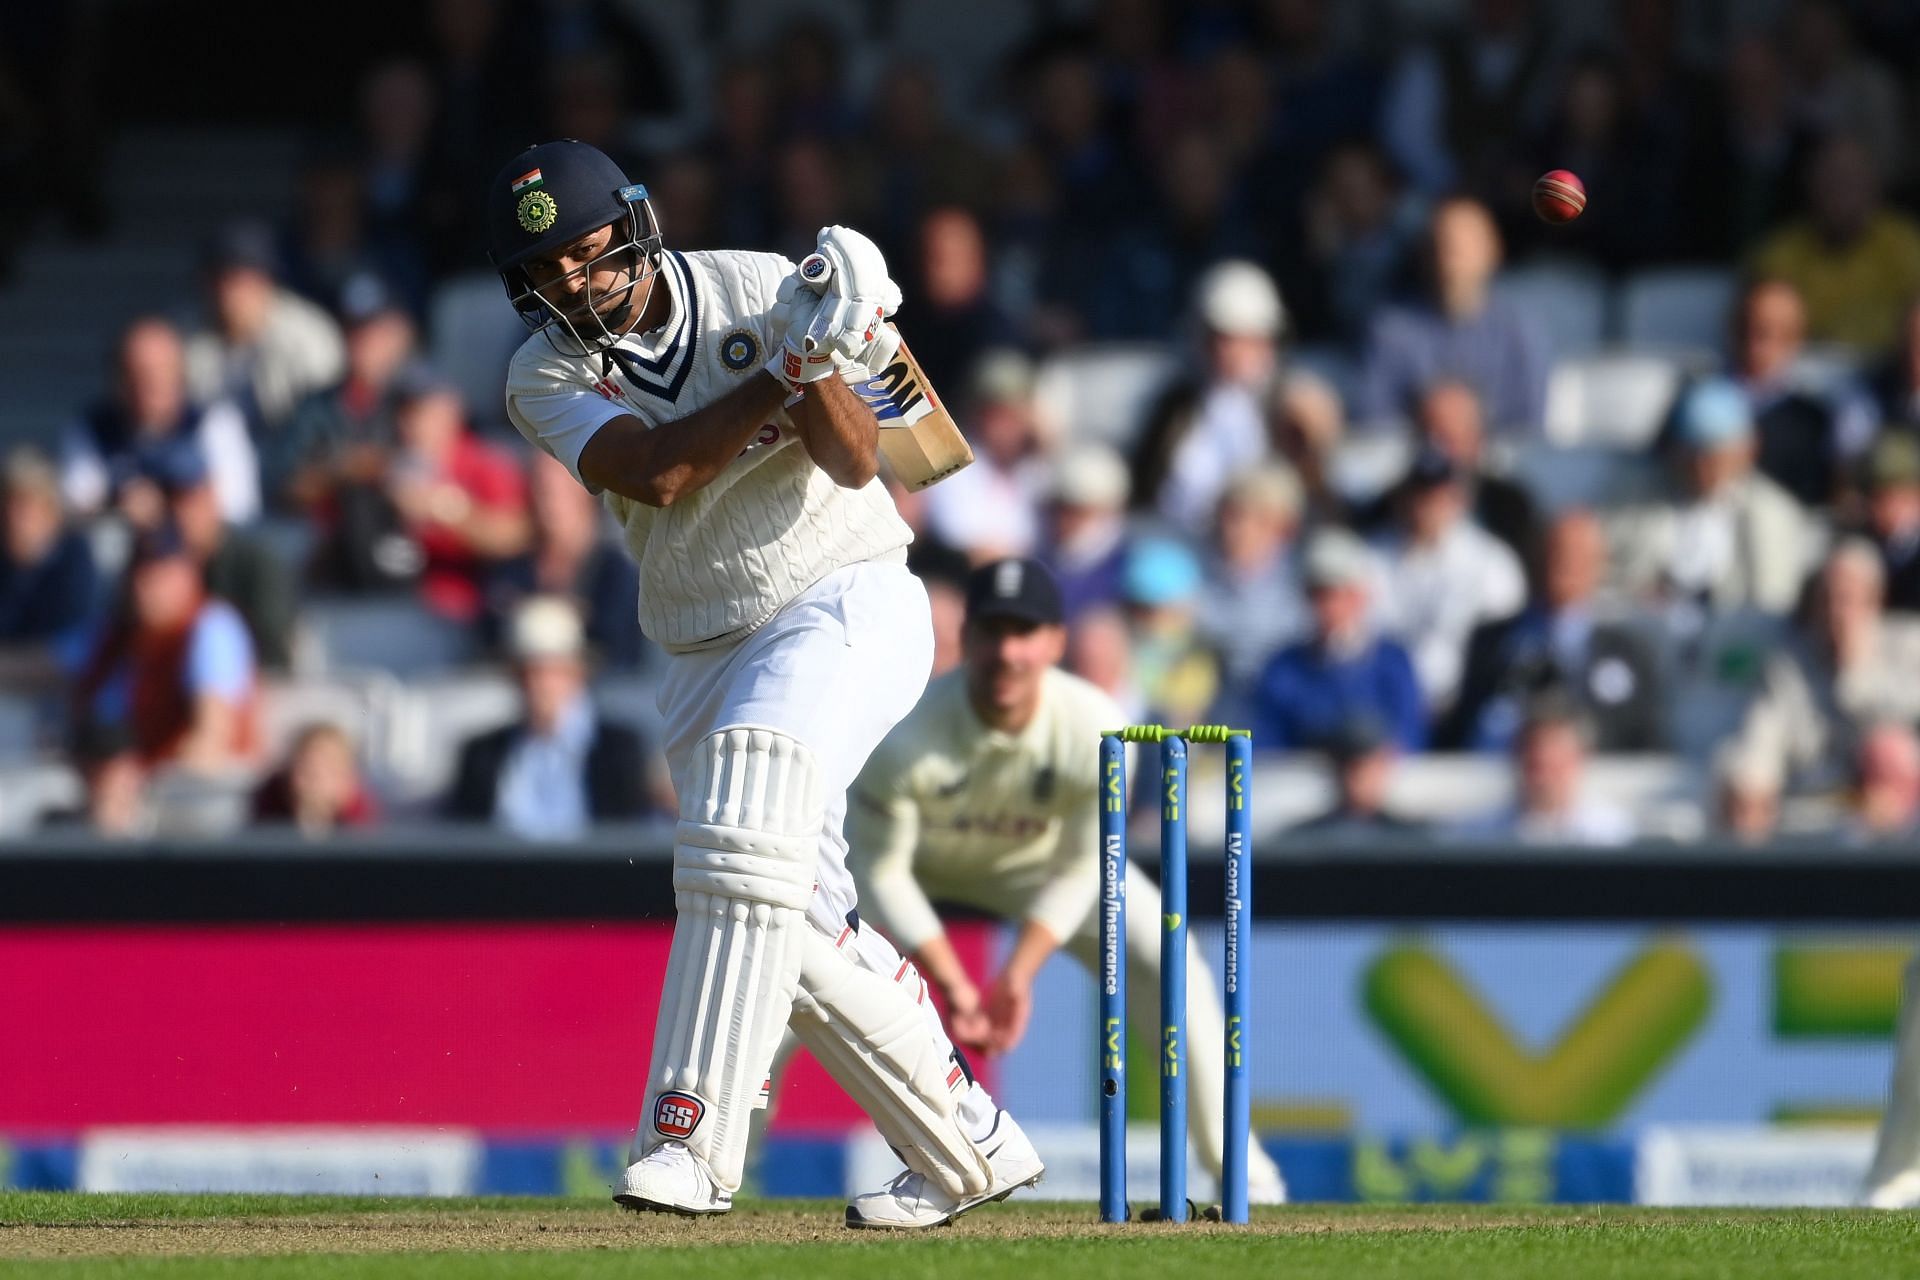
[720,328,760,372]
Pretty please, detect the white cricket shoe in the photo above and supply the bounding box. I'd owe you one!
[844,1111,1045,1230]
[1249,1151,1289,1206]
[1864,1170,1920,1209]
[614,1141,733,1217]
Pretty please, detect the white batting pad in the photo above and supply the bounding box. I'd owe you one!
[640,728,822,1192]
[789,924,993,1200]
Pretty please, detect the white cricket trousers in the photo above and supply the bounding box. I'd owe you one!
[655,559,931,941]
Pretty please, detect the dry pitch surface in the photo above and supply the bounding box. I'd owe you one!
[5,1194,1920,1278]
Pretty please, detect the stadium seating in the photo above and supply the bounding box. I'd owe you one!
[1032,342,1177,450]
[378,673,520,804]
[427,272,528,430]
[1616,268,1737,355]
[1491,263,1609,359]
[1177,753,1707,843]
[1511,442,1661,512]
[293,597,478,678]
[1542,353,1687,448]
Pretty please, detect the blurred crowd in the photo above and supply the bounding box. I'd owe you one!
[5,0,1920,846]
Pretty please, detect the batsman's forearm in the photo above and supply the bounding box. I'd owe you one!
[789,374,880,488]
[579,373,789,507]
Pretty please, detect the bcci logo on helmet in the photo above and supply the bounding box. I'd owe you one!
[517,189,559,235]
[652,1091,704,1140]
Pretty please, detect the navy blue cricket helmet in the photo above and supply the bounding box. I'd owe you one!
[486,139,663,355]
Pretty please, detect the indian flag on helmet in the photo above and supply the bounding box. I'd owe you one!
[511,169,544,194]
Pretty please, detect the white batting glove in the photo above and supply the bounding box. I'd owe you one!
[816,225,902,319]
[765,290,839,397]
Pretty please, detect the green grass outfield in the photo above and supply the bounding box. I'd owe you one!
[5,1193,1920,1278]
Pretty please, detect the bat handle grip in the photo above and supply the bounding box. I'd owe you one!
[796,253,836,353]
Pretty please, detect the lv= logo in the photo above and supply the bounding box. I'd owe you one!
[1364,939,1711,1127]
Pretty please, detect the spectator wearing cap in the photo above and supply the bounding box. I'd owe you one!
[1445,510,1664,754]
[1251,529,1425,754]
[386,364,531,624]
[1361,378,1542,574]
[494,450,645,670]
[1736,539,1920,796]
[150,441,295,670]
[1119,538,1220,731]
[1200,462,1308,700]
[1131,261,1286,538]
[1369,443,1526,714]
[273,273,417,516]
[1459,697,1634,846]
[1357,197,1547,435]
[62,316,259,526]
[1607,377,1811,615]
[1850,721,1920,842]
[1039,442,1132,621]
[73,523,260,774]
[184,220,346,442]
[1750,133,1920,355]
[1866,298,1920,434]
[446,596,659,839]
[1724,277,1874,507]
[924,350,1046,563]
[0,446,97,647]
[1853,433,1920,612]
[252,721,381,837]
[1293,716,1424,839]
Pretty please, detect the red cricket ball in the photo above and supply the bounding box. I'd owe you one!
[1532,169,1587,224]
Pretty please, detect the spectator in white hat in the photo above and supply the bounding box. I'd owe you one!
[1038,441,1132,620]
[1131,260,1286,537]
[445,596,663,839]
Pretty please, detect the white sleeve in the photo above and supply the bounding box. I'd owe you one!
[845,755,945,954]
[1024,800,1099,944]
[198,400,260,526]
[504,347,633,487]
[1480,537,1527,620]
[59,423,107,516]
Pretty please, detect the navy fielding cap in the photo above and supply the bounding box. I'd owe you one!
[965,557,1065,627]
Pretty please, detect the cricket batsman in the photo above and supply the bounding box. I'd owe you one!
[846,557,1288,1204]
[488,139,1041,1228]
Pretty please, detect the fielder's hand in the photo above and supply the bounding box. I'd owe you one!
[943,977,993,1054]
[983,971,1035,1055]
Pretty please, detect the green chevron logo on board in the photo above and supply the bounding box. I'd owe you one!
[1363,938,1713,1127]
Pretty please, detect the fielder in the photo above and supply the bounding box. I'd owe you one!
[488,139,1041,1228]
[846,557,1288,1203]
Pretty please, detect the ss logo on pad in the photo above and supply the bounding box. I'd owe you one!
[653,1091,705,1140]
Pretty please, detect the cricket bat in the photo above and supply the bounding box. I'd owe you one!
[797,253,974,491]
